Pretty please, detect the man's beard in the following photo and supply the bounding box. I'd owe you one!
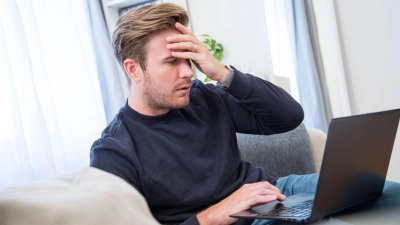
[142,73,191,112]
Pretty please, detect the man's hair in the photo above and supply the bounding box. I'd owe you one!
[112,3,189,86]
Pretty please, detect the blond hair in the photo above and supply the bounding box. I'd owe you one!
[112,3,189,86]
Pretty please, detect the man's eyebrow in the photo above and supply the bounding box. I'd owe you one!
[162,56,177,61]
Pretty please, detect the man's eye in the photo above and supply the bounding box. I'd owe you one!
[167,59,177,64]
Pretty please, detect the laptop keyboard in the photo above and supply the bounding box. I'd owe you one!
[262,200,313,217]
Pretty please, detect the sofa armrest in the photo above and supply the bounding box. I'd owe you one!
[307,128,327,173]
[0,167,159,225]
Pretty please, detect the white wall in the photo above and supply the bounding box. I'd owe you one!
[333,0,400,182]
[186,0,274,81]
[334,0,400,114]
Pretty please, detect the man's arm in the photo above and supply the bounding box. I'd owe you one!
[219,68,304,134]
[167,22,303,135]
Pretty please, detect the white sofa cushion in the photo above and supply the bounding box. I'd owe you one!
[0,167,159,225]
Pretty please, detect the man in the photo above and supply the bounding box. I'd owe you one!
[90,3,316,225]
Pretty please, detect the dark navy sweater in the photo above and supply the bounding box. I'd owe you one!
[90,69,304,225]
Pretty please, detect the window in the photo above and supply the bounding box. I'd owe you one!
[263,0,300,102]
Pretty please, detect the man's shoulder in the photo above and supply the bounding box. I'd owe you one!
[92,109,135,154]
[191,79,219,91]
[190,79,224,101]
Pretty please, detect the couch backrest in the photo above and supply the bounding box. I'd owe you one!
[236,123,316,177]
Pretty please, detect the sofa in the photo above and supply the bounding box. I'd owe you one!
[5,123,397,225]
[237,123,326,177]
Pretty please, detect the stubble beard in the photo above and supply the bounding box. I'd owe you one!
[142,73,191,112]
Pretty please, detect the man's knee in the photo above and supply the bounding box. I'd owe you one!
[275,174,319,196]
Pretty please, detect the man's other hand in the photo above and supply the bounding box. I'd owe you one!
[196,181,286,225]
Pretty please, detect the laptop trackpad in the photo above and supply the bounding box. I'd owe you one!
[231,192,314,218]
[253,192,314,213]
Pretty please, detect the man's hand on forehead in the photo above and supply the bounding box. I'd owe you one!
[166,23,229,83]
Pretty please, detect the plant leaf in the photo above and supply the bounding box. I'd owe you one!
[203,77,212,82]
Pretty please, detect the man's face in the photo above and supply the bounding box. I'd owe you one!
[141,29,194,113]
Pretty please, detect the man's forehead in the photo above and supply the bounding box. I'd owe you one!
[148,29,180,45]
[146,29,184,61]
[146,30,177,55]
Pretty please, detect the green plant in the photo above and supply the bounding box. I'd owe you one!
[200,34,224,82]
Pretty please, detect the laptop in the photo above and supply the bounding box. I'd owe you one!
[230,108,400,223]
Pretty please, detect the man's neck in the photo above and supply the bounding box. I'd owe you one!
[127,93,170,116]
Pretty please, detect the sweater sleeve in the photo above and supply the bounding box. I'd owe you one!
[90,138,144,195]
[91,138,202,225]
[220,66,304,134]
[178,214,200,225]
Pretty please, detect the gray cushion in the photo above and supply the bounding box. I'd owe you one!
[236,124,316,177]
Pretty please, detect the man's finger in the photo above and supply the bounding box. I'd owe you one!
[277,194,287,202]
[248,181,281,193]
[167,42,196,51]
[258,188,284,196]
[166,34,195,43]
[175,22,193,35]
[171,51,197,60]
[251,195,279,207]
[267,185,282,194]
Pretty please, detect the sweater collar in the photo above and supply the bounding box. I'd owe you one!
[122,100,178,127]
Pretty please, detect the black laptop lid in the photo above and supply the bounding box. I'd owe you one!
[310,109,400,220]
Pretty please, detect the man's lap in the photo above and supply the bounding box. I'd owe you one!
[251,174,319,225]
[275,174,319,196]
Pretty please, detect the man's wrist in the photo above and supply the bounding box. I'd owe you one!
[197,210,212,225]
[217,65,229,82]
[197,206,221,225]
[217,65,234,89]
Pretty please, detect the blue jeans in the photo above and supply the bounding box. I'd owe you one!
[251,174,319,225]
[251,175,400,225]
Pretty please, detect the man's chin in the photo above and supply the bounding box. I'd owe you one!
[171,97,190,109]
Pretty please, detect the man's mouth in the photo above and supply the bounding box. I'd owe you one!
[176,84,191,94]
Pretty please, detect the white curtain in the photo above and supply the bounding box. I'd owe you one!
[0,0,107,188]
[87,0,125,123]
[264,0,300,102]
[290,0,329,132]
[264,0,330,132]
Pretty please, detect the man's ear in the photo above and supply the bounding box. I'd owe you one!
[124,58,143,82]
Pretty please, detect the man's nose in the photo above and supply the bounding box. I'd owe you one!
[179,60,194,79]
